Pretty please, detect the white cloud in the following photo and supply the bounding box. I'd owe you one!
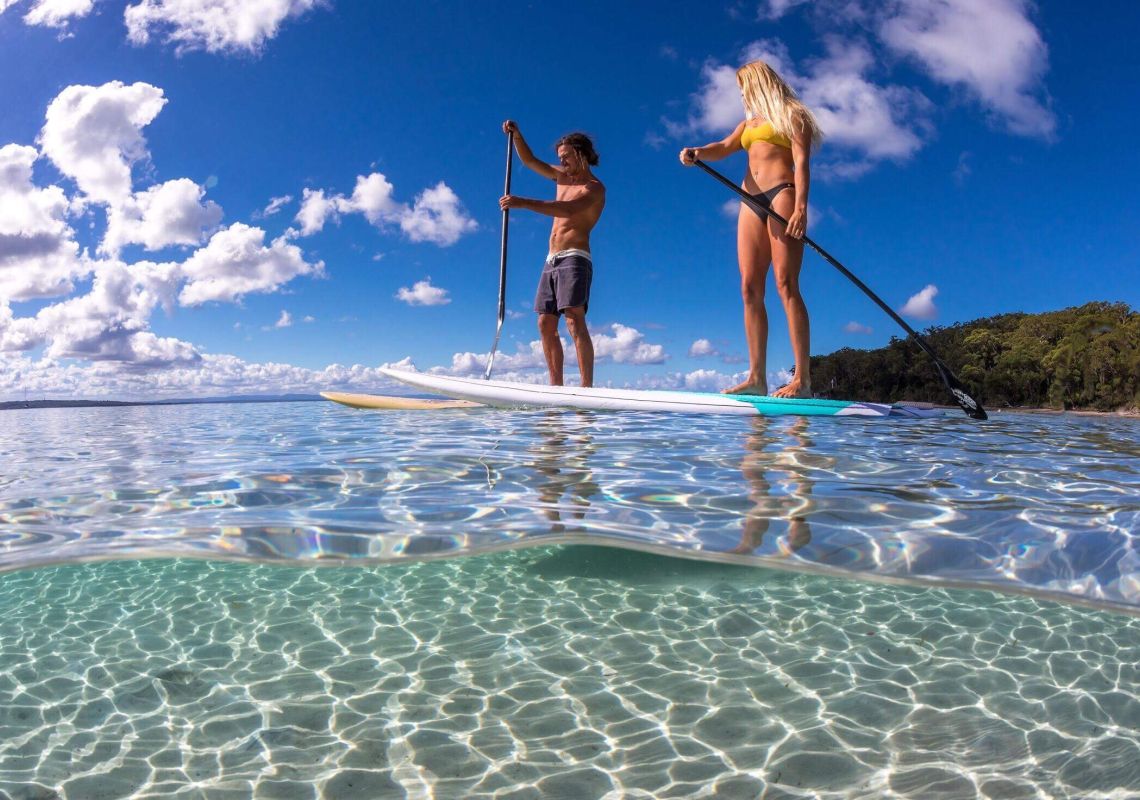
[634,369,735,393]
[793,38,929,161]
[879,0,1055,137]
[260,194,292,217]
[399,182,478,246]
[758,0,810,19]
[102,178,223,255]
[900,284,939,320]
[39,81,168,206]
[343,172,403,226]
[0,350,411,401]
[0,82,327,380]
[664,60,743,138]
[682,369,730,392]
[0,144,89,301]
[395,278,450,307]
[592,324,667,365]
[274,310,292,328]
[294,188,338,236]
[178,223,323,305]
[689,338,718,357]
[302,315,314,323]
[23,0,94,28]
[770,368,795,390]
[844,321,873,334]
[9,260,194,365]
[429,323,668,380]
[124,0,326,55]
[292,174,476,247]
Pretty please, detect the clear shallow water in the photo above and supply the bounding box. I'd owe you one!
[2,553,1139,799]
[1,402,1137,611]
[0,401,1138,798]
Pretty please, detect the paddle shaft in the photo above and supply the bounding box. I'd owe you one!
[695,159,986,420]
[485,131,514,380]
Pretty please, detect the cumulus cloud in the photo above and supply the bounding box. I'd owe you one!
[900,284,939,320]
[178,223,323,305]
[7,260,194,366]
[844,321,873,334]
[274,310,292,328]
[0,144,88,301]
[663,60,743,139]
[40,81,168,206]
[879,0,1055,138]
[400,182,479,246]
[424,323,668,380]
[294,188,338,236]
[124,0,326,55]
[292,174,475,247]
[22,0,95,28]
[395,278,450,307]
[102,178,223,255]
[592,324,667,365]
[344,172,403,226]
[0,81,329,386]
[689,338,718,357]
[0,350,410,401]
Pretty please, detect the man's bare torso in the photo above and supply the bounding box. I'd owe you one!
[549,176,605,252]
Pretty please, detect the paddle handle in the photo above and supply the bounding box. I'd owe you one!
[485,131,514,380]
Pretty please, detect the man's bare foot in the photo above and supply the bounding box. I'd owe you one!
[723,379,767,396]
[772,379,812,399]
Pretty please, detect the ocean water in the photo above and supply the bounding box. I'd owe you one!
[0,401,1137,799]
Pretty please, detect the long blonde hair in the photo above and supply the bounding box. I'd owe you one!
[737,60,823,150]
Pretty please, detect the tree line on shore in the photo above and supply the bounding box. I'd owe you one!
[810,302,1139,411]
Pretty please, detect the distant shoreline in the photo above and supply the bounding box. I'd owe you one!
[0,396,324,411]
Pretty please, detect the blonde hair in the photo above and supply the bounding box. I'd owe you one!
[737,60,823,150]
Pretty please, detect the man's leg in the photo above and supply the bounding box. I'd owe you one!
[538,313,564,385]
[563,307,593,388]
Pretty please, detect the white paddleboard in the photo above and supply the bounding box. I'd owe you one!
[379,369,938,418]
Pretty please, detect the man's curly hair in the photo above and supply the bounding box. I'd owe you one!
[555,132,599,166]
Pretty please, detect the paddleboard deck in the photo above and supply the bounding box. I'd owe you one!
[321,391,480,410]
[379,368,939,418]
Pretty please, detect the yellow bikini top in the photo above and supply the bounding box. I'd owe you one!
[740,120,792,151]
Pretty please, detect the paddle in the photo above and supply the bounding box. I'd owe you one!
[694,159,987,420]
[485,130,515,380]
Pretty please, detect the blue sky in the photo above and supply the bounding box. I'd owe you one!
[1,0,1136,399]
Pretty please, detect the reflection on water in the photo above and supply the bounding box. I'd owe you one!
[732,417,815,557]
[531,411,600,533]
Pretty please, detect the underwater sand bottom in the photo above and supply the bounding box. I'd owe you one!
[0,547,1138,799]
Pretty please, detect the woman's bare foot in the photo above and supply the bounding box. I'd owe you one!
[772,379,812,399]
[723,378,767,396]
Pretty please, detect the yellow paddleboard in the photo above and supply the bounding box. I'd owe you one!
[321,391,481,410]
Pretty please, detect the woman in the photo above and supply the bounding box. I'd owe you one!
[680,59,823,398]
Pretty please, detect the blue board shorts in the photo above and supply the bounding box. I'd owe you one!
[534,249,592,316]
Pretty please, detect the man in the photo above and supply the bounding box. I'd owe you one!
[499,120,605,387]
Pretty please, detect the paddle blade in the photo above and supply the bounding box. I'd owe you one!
[938,363,988,420]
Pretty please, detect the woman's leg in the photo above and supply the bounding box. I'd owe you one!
[768,191,811,398]
[723,201,773,395]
